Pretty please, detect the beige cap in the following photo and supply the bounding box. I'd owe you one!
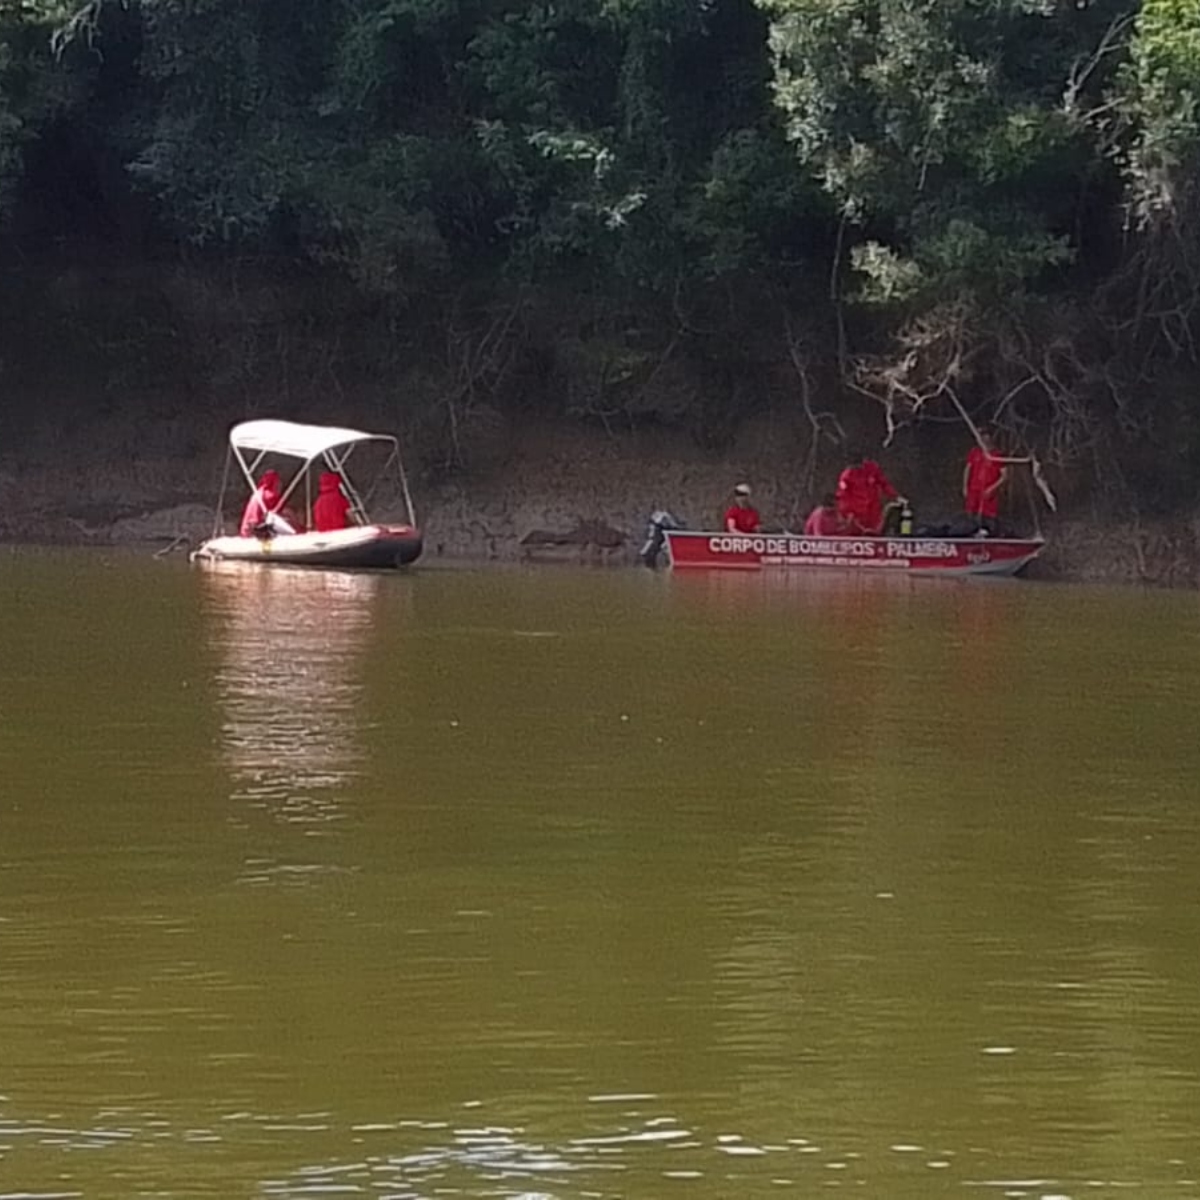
[734,483,751,496]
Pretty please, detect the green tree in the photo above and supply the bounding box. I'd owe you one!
[759,0,1133,305]
[1123,0,1200,225]
[0,0,79,218]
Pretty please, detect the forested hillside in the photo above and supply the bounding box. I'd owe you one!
[1,0,1198,511]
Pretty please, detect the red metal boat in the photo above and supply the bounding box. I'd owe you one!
[664,530,1044,576]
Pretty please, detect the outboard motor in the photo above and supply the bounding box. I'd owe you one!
[639,509,685,569]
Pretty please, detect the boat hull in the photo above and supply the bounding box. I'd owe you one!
[665,530,1043,577]
[192,524,422,569]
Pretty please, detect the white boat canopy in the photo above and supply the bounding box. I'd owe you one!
[213,417,416,536]
[230,419,396,460]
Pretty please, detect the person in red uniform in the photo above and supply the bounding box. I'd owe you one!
[312,471,353,532]
[962,430,1009,533]
[835,450,902,535]
[239,469,302,536]
[723,483,761,533]
[803,493,845,536]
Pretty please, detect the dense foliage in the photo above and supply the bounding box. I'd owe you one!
[2,0,1200,497]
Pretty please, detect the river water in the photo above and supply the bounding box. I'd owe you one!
[1,548,1198,1199]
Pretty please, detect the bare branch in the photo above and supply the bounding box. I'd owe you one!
[785,313,843,499]
[1063,12,1135,118]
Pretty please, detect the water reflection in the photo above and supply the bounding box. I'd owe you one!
[201,565,380,818]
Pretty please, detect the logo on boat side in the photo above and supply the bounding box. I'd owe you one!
[885,539,959,559]
[708,536,879,557]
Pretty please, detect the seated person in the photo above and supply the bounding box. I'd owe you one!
[312,471,353,532]
[239,469,302,537]
[803,493,845,536]
[724,483,761,533]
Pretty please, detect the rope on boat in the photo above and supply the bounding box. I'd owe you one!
[153,534,190,559]
[211,449,233,539]
[396,450,417,527]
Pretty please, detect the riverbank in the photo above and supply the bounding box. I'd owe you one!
[1,422,1196,586]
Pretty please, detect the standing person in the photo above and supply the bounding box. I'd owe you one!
[803,493,845,536]
[312,471,353,532]
[724,483,761,533]
[962,430,1009,533]
[835,450,903,535]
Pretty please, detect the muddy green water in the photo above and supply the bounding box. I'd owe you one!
[1,549,1198,1199]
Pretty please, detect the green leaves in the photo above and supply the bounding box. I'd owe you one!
[760,0,1122,305]
[0,0,1188,394]
[0,0,77,216]
[1123,0,1200,223]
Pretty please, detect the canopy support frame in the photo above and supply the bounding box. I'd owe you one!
[225,432,415,531]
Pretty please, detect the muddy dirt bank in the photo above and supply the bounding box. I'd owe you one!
[0,426,1195,587]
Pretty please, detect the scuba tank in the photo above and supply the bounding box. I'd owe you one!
[898,501,913,537]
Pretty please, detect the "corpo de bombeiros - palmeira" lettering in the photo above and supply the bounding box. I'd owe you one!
[706,535,959,559]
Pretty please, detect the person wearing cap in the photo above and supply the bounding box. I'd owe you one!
[724,483,761,534]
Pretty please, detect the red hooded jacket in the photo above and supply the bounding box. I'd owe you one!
[312,472,352,532]
[964,446,1005,519]
[835,460,898,534]
[240,469,283,536]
